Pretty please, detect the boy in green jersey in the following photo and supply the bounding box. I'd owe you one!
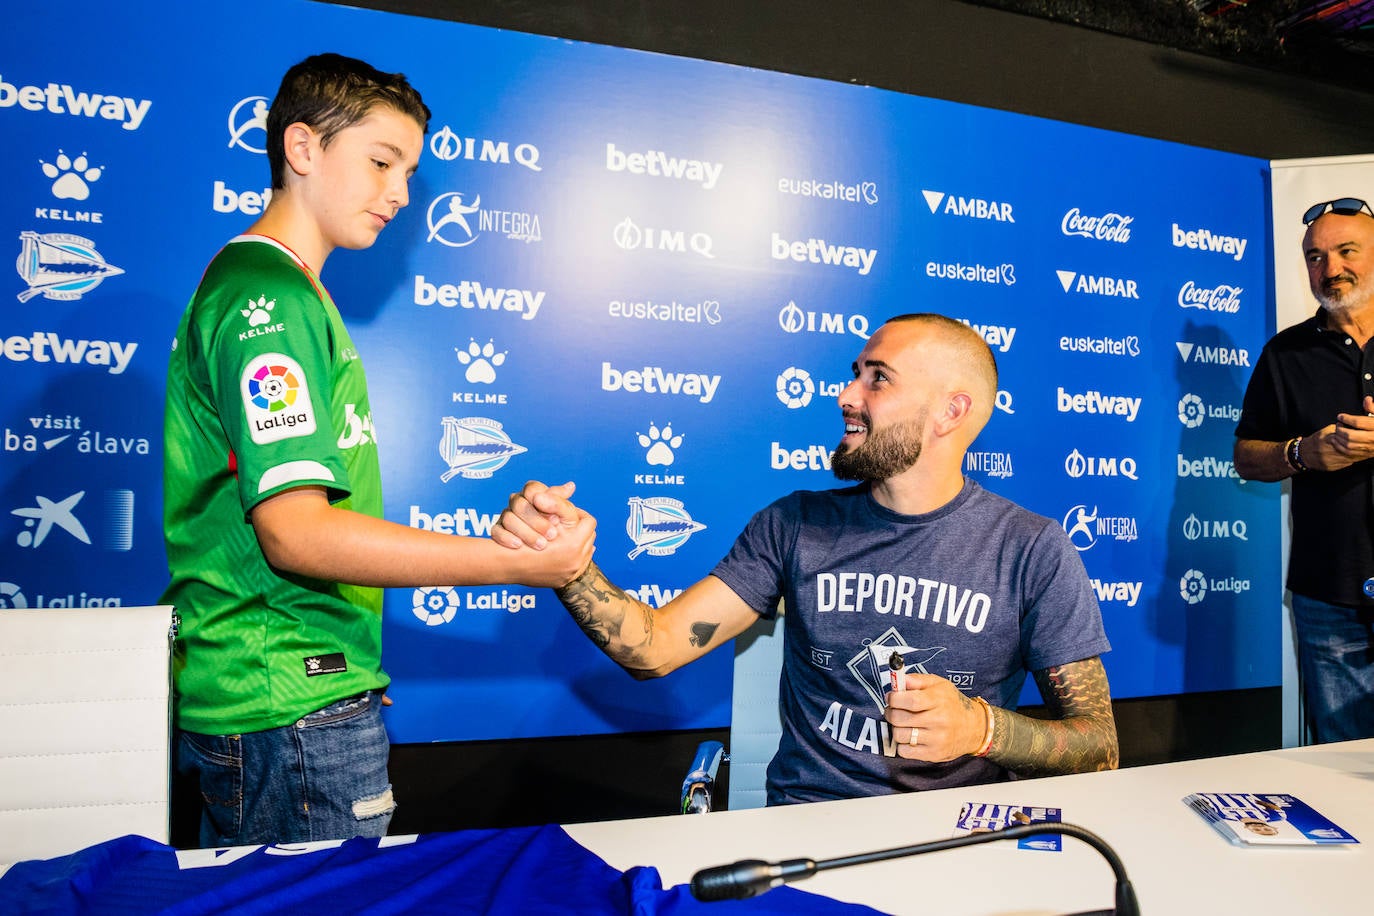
[162,53,594,848]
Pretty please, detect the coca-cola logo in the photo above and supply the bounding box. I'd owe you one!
[1061,208,1133,243]
[1177,281,1242,313]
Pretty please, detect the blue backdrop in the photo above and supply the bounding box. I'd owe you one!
[2,0,1278,743]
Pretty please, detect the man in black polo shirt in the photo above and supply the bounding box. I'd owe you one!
[1235,196,1374,743]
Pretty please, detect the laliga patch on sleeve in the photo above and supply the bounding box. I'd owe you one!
[241,352,317,444]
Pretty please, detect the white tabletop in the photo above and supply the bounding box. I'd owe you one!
[566,739,1374,915]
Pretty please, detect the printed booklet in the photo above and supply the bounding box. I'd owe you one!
[1184,792,1358,846]
[953,802,1063,851]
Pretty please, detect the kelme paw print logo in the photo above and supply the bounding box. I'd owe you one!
[456,338,506,384]
[638,422,683,466]
[41,151,103,201]
[241,295,276,326]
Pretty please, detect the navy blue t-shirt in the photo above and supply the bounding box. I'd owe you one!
[711,478,1110,805]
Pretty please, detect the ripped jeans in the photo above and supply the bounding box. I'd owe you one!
[176,690,395,847]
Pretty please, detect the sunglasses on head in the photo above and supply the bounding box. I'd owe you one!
[1302,198,1374,225]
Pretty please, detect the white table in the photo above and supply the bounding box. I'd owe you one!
[566,739,1374,915]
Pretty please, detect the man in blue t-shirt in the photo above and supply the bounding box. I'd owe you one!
[496,314,1117,802]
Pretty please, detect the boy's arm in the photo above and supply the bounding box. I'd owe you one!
[554,565,760,679]
[250,485,594,588]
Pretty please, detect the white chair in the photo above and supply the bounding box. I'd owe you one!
[681,605,785,813]
[0,604,175,868]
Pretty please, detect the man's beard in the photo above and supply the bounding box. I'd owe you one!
[1317,275,1374,314]
[832,410,926,482]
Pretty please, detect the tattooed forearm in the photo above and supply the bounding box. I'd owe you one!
[985,657,1118,777]
[555,561,654,662]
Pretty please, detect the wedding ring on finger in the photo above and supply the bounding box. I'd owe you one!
[908,727,919,747]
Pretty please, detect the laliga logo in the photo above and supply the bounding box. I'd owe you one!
[0,581,27,608]
[412,586,459,626]
[777,367,815,409]
[1178,393,1205,428]
[226,96,269,154]
[1180,569,1207,605]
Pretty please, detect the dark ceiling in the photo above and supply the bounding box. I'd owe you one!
[966,1,1374,86]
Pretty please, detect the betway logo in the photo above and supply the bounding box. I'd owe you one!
[1056,270,1140,299]
[606,143,722,190]
[409,505,499,536]
[1177,453,1239,478]
[771,233,876,276]
[1175,341,1251,366]
[602,362,720,403]
[414,275,544,320]
[1,331,136,374]
[772,441,833,471]
[921,190,1014,222]
[0,74,151,130]
[1172,223,1248,261]
[1091,579,1142,607]
[1057,387,1141,422]
[956,320,1016,352]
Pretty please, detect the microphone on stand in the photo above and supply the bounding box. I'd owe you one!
[690,821,1139,916]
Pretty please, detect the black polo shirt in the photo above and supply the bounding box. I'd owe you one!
[1237,308,1374,606]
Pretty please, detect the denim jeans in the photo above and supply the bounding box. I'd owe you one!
[176,690,395,847]
[1291,593,1374,743]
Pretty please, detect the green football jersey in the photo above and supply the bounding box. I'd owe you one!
[162,236,387,734]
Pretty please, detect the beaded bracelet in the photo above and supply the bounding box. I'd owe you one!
[1284,436,1310,473]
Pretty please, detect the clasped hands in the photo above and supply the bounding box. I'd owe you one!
[492,480,596,586]
[1311,395,1374,471]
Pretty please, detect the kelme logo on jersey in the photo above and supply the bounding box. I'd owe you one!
[241,354,315,445]
[625,496,705,559]
[438,416,526,481]
[17,230,124,303]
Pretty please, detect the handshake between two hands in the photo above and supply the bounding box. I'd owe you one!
[490,480,597,587]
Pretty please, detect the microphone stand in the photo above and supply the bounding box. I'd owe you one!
[690,821,1139,915]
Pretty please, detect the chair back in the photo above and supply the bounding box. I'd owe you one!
[0,604,175,868]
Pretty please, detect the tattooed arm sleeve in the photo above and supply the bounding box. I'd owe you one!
[554,565,760,679]
[984,656,1119,776]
